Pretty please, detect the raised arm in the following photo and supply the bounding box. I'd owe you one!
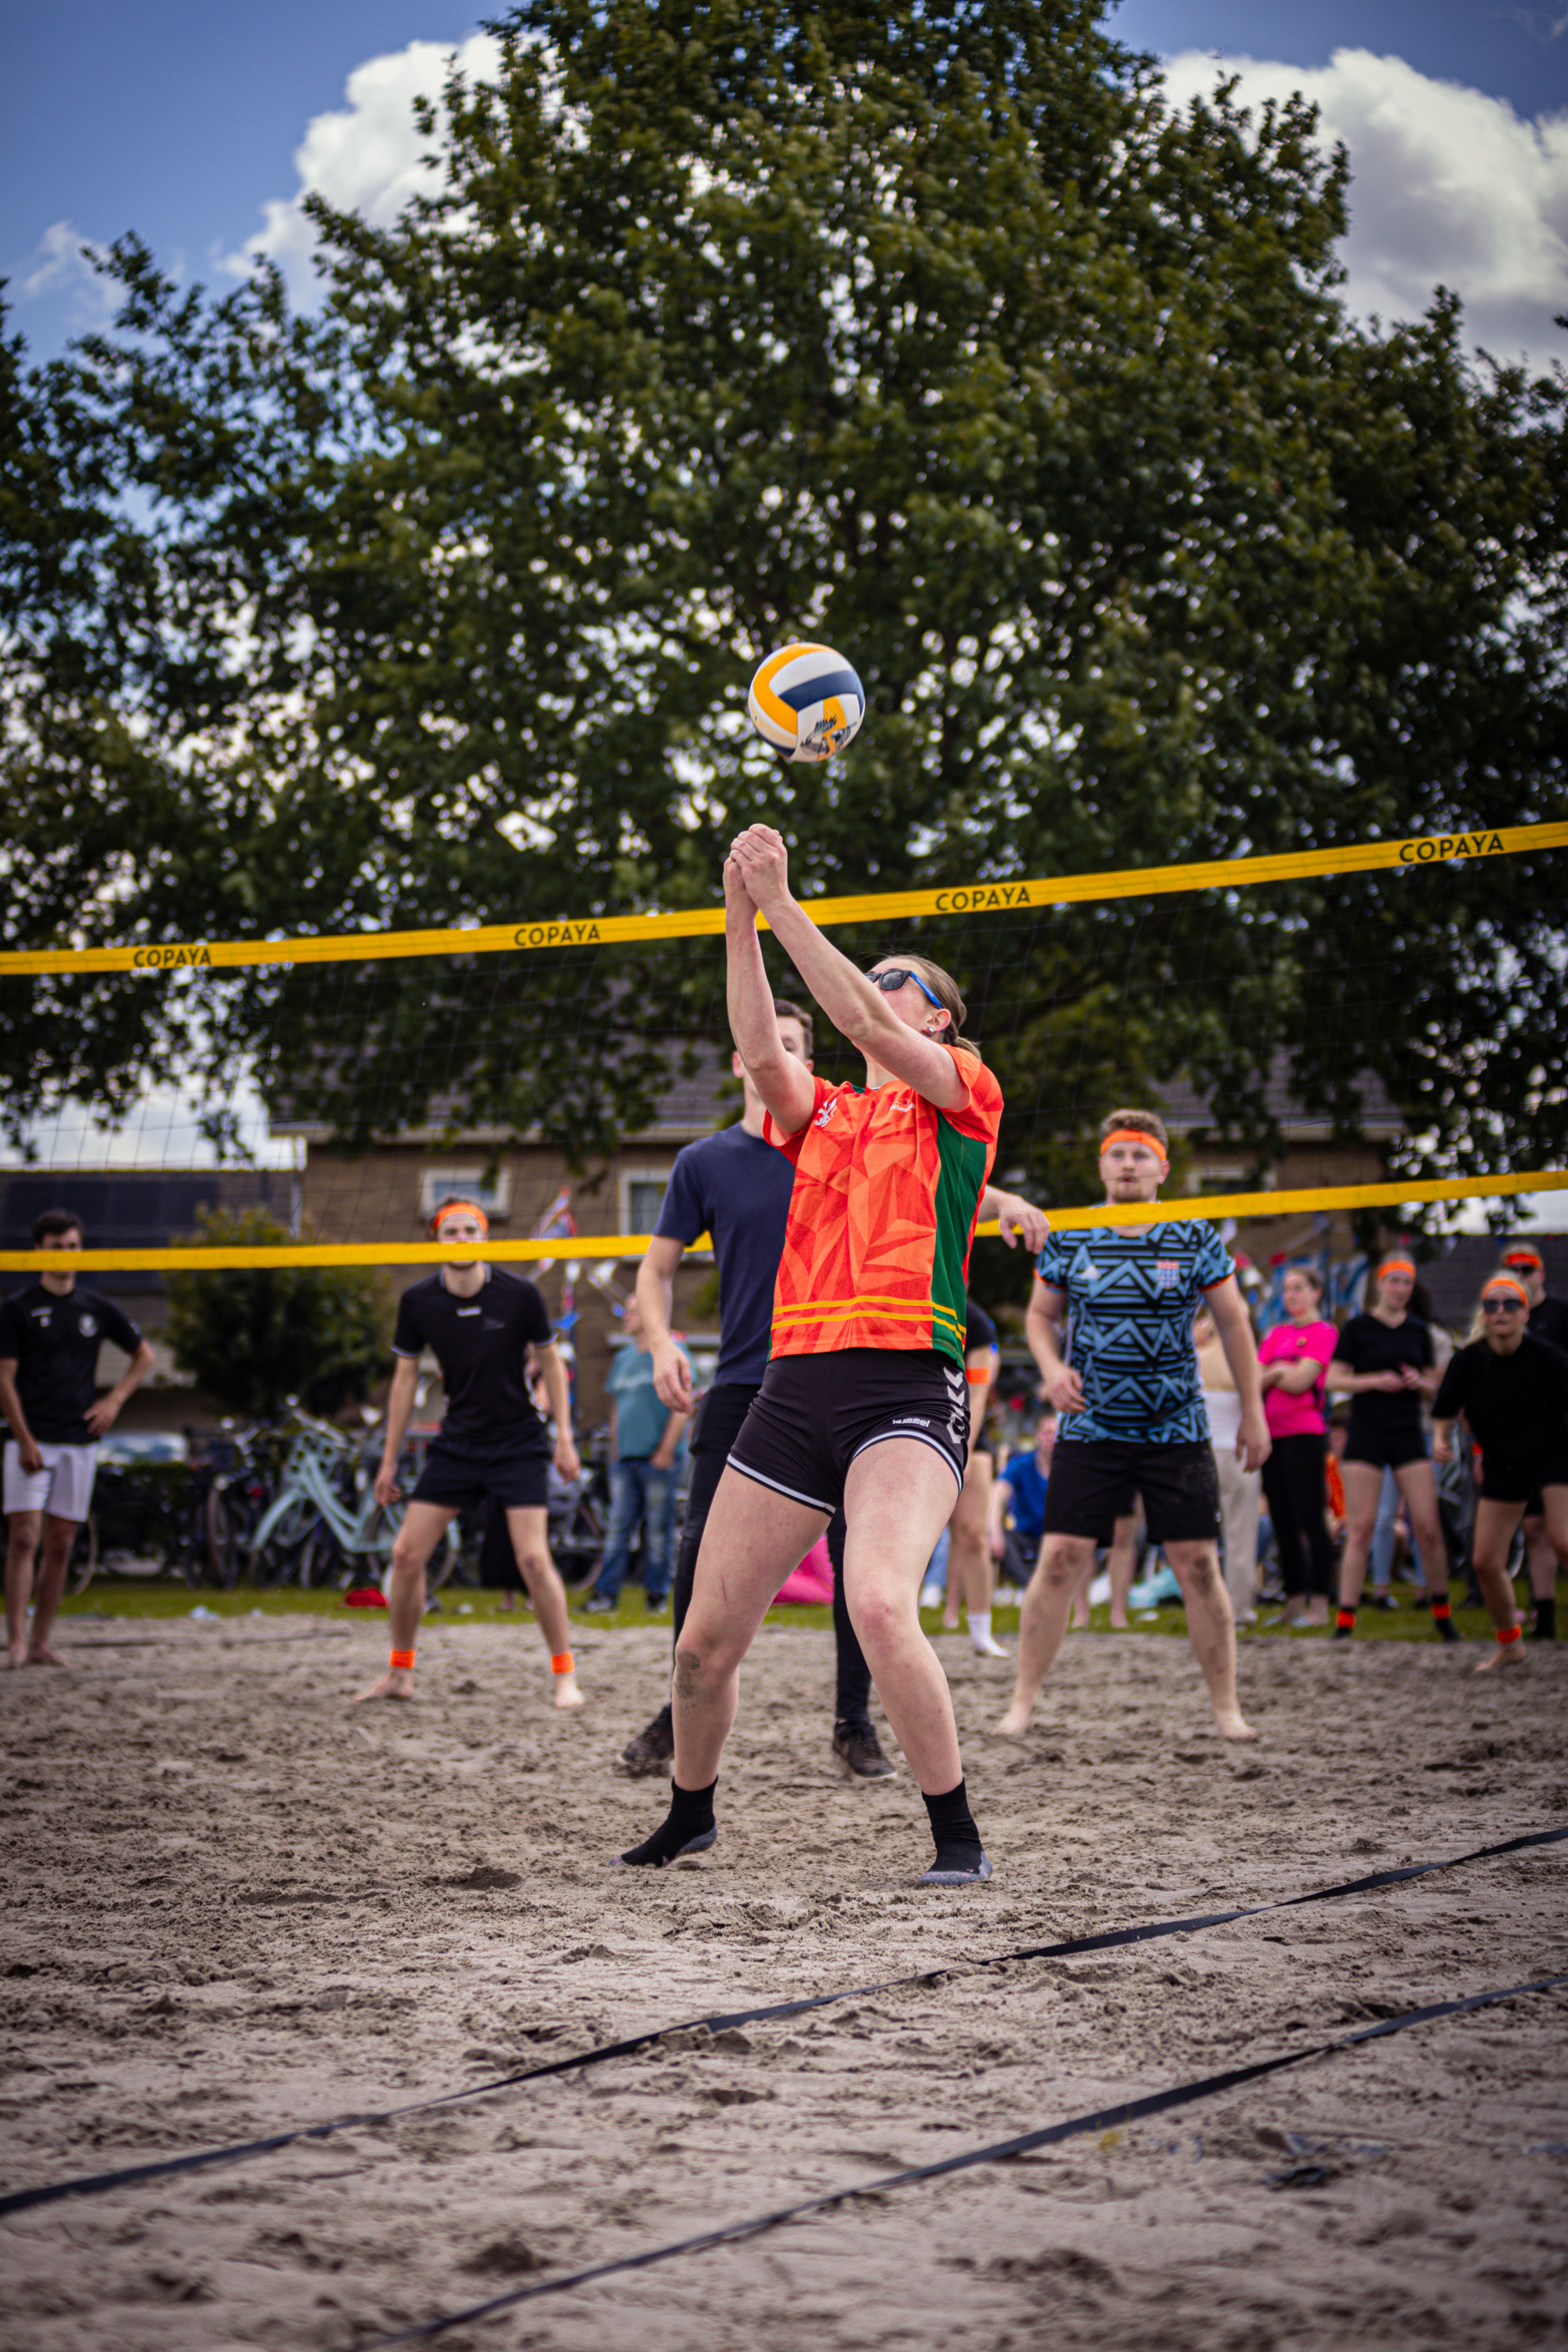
[725,853,818,1136]
[729,826,967,1109]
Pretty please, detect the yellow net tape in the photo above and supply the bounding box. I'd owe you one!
[3,820,1563,978]
[5,1169,1562,1272]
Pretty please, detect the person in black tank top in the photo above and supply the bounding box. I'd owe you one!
[1327,1254,1454,1642]
[1434,1272,1568,1664]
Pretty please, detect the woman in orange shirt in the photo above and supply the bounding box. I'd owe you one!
[619,826,1003,1885]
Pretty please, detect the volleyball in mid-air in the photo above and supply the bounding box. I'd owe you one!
[747,643,866,764]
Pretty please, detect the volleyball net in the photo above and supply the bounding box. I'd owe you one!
[2,817,1566,1283]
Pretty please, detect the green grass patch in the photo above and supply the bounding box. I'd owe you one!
[57,1573,1556,1643]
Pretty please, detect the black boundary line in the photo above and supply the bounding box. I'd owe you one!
[2,1823,1563,2222]
[362,1969,1568,2348]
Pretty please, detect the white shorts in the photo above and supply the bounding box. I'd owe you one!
[2,1440,99,1522]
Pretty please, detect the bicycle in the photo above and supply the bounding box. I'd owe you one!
[245,1411,456,1590]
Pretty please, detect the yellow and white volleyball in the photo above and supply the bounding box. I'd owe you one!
[747,643,866,764]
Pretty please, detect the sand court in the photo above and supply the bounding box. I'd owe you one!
[1,1616,1565,2350]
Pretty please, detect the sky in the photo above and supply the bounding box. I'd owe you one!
[4,1,1566,367]
[4,3,1565,1218]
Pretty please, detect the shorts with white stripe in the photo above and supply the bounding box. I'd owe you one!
[727,1347,968,1515]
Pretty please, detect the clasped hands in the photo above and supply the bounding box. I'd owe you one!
[725,825,793,918]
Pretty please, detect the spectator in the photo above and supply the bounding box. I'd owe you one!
[987,1407,1058,1592]
[588,1296,691,1613]
[1257,1265,1339,1628]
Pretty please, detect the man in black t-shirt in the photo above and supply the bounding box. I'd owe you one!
[354,1199,583,1708]
[1,1210,154,1667]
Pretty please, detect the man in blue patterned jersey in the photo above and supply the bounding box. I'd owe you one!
[997,1109,1269,1742]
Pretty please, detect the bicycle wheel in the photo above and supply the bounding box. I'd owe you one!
[205,1484,249,1592]
[65,1515,98,1599]
[296,1518,343,1591]
[247,1496,318,1590]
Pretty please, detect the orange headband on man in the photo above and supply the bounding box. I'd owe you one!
[1377,1256,1416,1279]
[1502,1247,1543,1272]
[430,1198,489,1239]
[1100,1127,1169,1175]
[1482,1276,1530,1306]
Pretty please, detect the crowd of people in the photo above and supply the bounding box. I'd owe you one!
[3,826,1564,1882]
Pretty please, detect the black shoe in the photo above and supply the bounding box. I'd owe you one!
[920,1849,993,1886]
[612,1823,717,1869]
[1432,1613,1462,1645]
[833,1719,895,1779]
[620,1705,675,1776]
[1363,1589,1399,1611]
[1330,1623,1356,1641]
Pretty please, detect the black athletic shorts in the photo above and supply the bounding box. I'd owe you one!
[728,1348,970,1514]
[1341,1428,1428,1473]
[412,1436,550,1512]
[1044,1439,1221,1548]
[1482,1451,1568,1506]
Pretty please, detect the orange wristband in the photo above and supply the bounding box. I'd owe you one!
[390,1649,416,1671]
[550,1651,575,1675]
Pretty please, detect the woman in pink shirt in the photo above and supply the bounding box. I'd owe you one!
[1258,1266,1340,1626]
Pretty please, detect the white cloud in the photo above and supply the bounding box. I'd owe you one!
[1160,47,1568,368]
[9,219,118,323]
[229,32,503,299]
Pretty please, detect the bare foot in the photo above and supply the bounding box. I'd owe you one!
[1213,1707,1259,1740]
[1108,1612,1130,1632]
[1301,1599,1330,1628]
[1474,1642,1526,1675]
[354,1668,415,1704]
[995,1700,1033,1737]
[553,1671,586,1711]
[24,1643,66,1666]
[6,1642,29,1669]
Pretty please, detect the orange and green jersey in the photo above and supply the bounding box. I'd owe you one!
[763,1051,1004,1363]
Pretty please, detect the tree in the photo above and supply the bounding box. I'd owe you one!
[5,1,1565,1213]
[164,1209,390,1418]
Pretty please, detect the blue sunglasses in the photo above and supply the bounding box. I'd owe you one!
[869,966,944,1011]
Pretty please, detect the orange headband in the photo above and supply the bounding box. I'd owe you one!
[1482,1276,1529,1306]
[1100,1127,1169,1174]
[1502,1247,1543,1271]
[1377,1257,1416,1279]
[430,1198,489,1239]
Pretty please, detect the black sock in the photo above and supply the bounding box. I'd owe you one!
[619,1777,717,1867]
[1533,1595,1556,1641]
[923,1778,984,1870]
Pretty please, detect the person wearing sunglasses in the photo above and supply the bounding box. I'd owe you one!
[618,824,1004,1885]
[1432,1276,1568,1668]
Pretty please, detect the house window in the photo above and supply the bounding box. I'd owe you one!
[620,1171,669,1236]
[418,1166,512,1223]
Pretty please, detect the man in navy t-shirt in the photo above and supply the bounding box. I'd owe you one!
[621,1002,1049,1780]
